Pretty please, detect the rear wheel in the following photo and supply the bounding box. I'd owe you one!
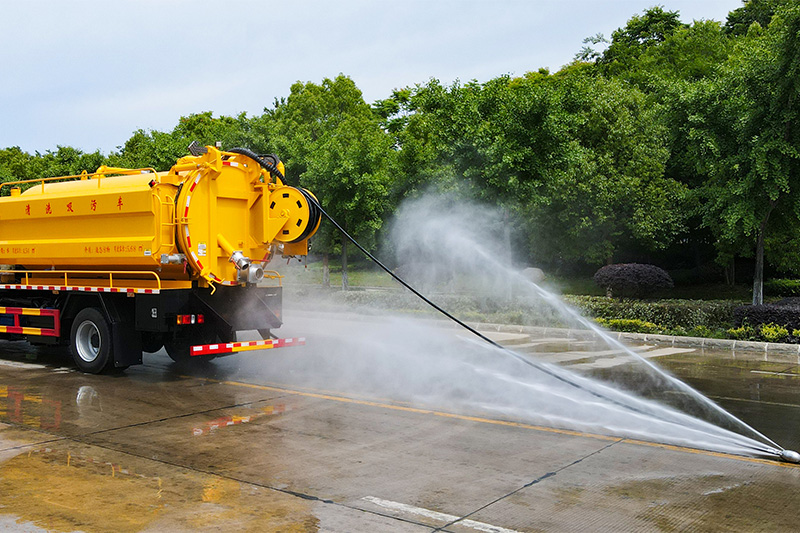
[141,332,164,354]
[165,328,217,363]
[164,338,192,363]
[70,308,113,374]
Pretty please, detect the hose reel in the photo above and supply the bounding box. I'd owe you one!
[268,186,322,244]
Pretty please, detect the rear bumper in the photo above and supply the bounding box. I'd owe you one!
[190,336,305,357]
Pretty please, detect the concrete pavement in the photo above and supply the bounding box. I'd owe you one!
[0,312,798,532]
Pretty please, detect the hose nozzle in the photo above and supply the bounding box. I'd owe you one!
[780,450,800,463]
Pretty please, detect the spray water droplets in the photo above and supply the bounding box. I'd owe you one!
[269,195,788,460]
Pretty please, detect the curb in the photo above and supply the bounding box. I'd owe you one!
[466,321,800,356]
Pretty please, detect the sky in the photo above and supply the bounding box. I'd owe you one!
[0,0,744,155]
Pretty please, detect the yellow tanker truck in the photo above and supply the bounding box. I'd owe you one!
[0,143,319,373]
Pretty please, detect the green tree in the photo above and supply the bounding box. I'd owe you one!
[266,75,395,289]
[0,146,107,195]
[518,74,684,265]
[724,0,790,35]
[380,70,685,268]
[687,5,800,303]
[598,6,685,76]
[109,112,259,170]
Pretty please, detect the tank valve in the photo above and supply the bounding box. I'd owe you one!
[780,450,800,463]
[229,250,251,271]
[160,253,186,265]
[240,264,264,284]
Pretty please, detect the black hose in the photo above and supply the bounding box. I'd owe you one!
[228,147,287,184]
[292,189,322,243]
[308,196,786,456]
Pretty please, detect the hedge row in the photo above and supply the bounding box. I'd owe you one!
[563,296,739,330]
[287,286,800,342]
[733,304,800,331]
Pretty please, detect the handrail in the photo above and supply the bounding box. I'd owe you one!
[159,193,176,248]
[262,270,284,287]
[0,167,159,193]
[0,269,163,291]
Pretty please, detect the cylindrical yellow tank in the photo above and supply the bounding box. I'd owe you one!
[0,146,318,286]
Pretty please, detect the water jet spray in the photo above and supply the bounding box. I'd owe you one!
[306,195,792,463]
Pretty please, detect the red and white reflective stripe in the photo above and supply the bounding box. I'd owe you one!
[0,284,159,294]
[179,170,242,286]
[188,174,201,192]
[0,307,60,337]
[191,337,305,356]
[222,161,240,167]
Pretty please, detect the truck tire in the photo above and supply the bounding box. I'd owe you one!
[70,308,113,374]
[164,339,191,363]
[141,332,164,354]
[165,328,216,363]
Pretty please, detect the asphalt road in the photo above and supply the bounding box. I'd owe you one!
[1,310,799,532]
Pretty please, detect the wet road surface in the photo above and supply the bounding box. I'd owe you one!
[1,310,799,532]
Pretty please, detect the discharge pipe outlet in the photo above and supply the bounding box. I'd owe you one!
[216,233,264,284]
[217,233,250,271]
[780,449,800,463]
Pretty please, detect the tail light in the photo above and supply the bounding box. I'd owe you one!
[177,314,204,325]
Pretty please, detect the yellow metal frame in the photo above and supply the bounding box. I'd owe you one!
[262,270,284,286]
[0,269,165,292]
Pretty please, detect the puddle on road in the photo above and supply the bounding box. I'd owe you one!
[0,441,320,532]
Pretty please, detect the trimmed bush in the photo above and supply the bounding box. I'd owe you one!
[764,279,800,297]
[595,318,662,334]
[734,304,800,332]
[593,263,673,298]
[727,324,756,340]
[759,323,790,343]
[565,296,738,330]
[776,297,800,306]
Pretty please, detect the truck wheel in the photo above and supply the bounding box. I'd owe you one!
[141,333,164,354]
[165,329,216,363]
[164,339,191,363]
[70,308,113,374]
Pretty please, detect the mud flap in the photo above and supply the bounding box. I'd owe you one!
[111,320,143,367]
[97,294,142,368]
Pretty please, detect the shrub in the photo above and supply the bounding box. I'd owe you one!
[764,279,800,297]
[776,297,800,306]
[759,322,790,343]
[593,263,673,298]
[688,325,714,338]
[727,324,756,340]
[566,296,738,330]
[595,318,662,334]
[734,304,800,332]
